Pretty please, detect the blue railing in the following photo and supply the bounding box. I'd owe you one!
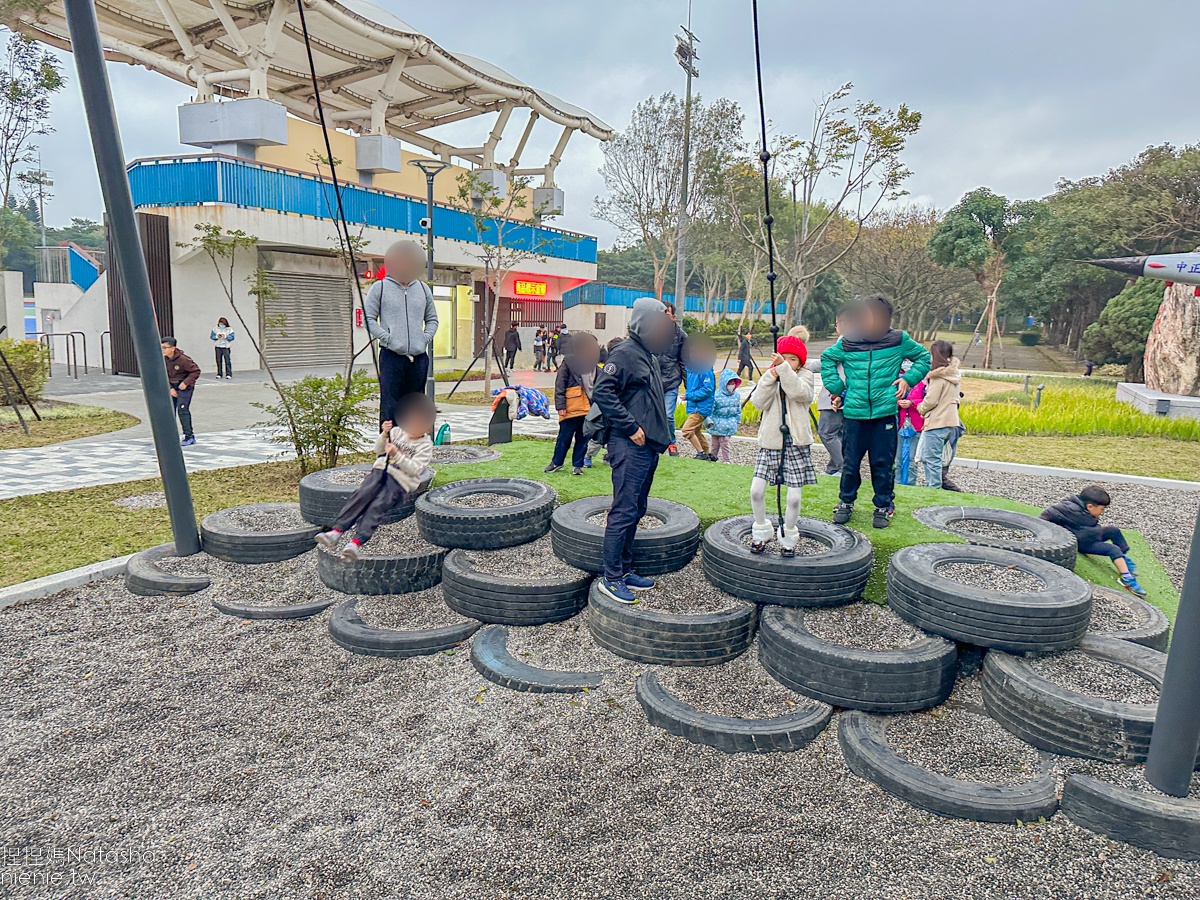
[563,282,784,317]
[126,155,597,265]
[68,246,100,291]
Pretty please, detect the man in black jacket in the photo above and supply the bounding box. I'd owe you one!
[657,302,687,456]
[591,298,675,603]
[502,322,522,371]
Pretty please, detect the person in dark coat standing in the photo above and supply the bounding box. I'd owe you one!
[161,336,200,446]
[591,298,675,604]
[503,322,522,371]
[657,302,687,456]
[737,330,754,381]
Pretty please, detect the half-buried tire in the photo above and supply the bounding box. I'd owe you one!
[1088,586,1170,652]
[211,596,334,620]
[550,496,700,575]
[431,444,500,465]
[125,543,210,597]
[200,503,320,564]
[416,478,555,550]
[914,506,1078,569]
[758,605,957,712]
[839,711,1060,824]
[470,625,604,693]
[701,515,872,607]
[1061,774,1200,861]
[298,464,432,528]
[442,548,592,625]
[327,597,478,657]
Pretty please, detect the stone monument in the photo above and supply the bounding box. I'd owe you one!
[1144,280,1200,396]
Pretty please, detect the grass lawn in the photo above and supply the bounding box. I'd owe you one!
[0,402,139,449]
[2,440,1178,621]
[958,433,1200,482]
[440,390,491,406]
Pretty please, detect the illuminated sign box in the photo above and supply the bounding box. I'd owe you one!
[514,279,548,297]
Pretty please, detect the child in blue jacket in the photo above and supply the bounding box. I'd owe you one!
[682,362,716,460]
[706,369,742,462]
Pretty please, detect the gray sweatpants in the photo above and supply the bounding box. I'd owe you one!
[817,408,844,475]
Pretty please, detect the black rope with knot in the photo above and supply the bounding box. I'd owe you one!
[751,0,788,529]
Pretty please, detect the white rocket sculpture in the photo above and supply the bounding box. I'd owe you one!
[1088,253,1200,288]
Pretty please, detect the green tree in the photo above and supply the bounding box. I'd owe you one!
[0,32,63,206]
[596,244,656,291]
[44,218,105,251]
[1079,279,1164,381]
[0,202,35,288]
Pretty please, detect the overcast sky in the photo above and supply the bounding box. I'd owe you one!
[33,0,1198,248]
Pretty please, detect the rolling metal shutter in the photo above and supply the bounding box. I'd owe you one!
[260,271,352,368]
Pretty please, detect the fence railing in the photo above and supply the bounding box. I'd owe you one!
[36,245,104,290]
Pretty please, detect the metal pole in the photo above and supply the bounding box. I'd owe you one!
[425,172,436,401]
[1146,504,1200,795]
[63,0,200,554]
[672,5,698,312]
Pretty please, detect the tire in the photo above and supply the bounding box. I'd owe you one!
[839,711,1060,824]
[211,596,334,620]
[316,545,445,596]
[1061,774,1200,861]
[549,497,701,575]
[1089,586,1170,652]
[200,503,320,564]
[585,580,757,666]
[442,550,592,625]
[298,464,432,528]
[981,634,1167,764]
[700,516,873,607]
[327,597,479,658]
[124,543,210,597]
[470,625,604,693]
[416,478,556,550]
[758,605,957,712]
[914,506,1078,569]
[431,444,500,465]
[636,671,832,754]
[887,544,1092,653]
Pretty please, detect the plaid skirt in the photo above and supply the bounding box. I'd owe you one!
[753,443,818,488]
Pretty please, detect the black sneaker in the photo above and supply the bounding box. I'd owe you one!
[544,462,563,473]
[873,506,895,529]
[571,466,583,476]
[832,503,853,525]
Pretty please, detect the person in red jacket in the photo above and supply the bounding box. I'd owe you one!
[161,336,200,446]
[895,365,926,486]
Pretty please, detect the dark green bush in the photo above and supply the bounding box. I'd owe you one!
[1018,329,1041,346]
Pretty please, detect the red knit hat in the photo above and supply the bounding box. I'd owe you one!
[776,334,808,365]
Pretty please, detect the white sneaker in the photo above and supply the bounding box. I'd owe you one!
[777,525,799,550]
[751,522,774,544]
[341,541,362,561]
[315,530,341,549]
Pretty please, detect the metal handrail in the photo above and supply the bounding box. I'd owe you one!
[100,330,111,374]
[32,331,79,379]
[68,331,88,374]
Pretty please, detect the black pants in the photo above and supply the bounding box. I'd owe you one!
[214,346,232,377]
[379,348,429,426]
[333,467,408,544]
[504,349,518,369]
[172,386,194,438]
[603,435,659,581]
[1078,525,1129,561]
[839,415,898,509]
[547,351,559,370]
[737,361,754,381]
[552,416,588,468]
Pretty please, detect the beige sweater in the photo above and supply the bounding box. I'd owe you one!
[749,362,815,449]
[372,428,434,491]
[917,360,963,431]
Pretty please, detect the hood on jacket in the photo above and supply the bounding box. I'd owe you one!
[718,369,741,392]
[629,297,672,354]
[927,358,962,385]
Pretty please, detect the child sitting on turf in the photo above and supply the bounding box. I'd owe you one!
[315,392,436,561]
[748,334,817,555]
[1041,485,1146,597]
[706,369,742,462]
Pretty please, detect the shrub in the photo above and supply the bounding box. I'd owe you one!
[253,369,377,473]
[0,338,48,402]
[1018,329,1041,346]
[1079,279,1164,379]
[1095,363,1126,378]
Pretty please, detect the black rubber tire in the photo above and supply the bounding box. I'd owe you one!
[416,478,556,550]
[585,580,757,666]
[470,625,605,693]
[636,671,832,753]
[211,596,334,620]
[839,711,1060,824]
[700,515,873,607]
[200,503,320,564]
[887,544,1092,653]
[1089,586,1171,652]
[298,464,433,528]
[757,605,958,712]
[441,549,592,625]
[1061,774,1200,861]
[913,505,1078,569]
[981,634,1168,764]
[124,543,210,597]
[327,597,479,658]
[431,444,500,464]
[549,496,701,575]
[316,545,445,596]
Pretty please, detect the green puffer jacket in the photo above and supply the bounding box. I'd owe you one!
[819,329,931,421]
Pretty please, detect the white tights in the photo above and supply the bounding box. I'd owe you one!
[750,476,801,543]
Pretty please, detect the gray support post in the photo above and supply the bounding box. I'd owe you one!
[424,172,436,400]
[1146,505,1200,795]
[64,0,200,554]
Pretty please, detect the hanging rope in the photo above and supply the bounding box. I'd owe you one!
[294,0,377,372]
[750,0,788,528]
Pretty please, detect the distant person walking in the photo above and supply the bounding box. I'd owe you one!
[533,327,547,371]
[737,330,754,382]
[547,326,563,370]
[363,241,439,426]
[1083,359,1095,377]
[210,317,235,379]
[161,336,200,447]
[503,321,522,371]
[658,302,687,456]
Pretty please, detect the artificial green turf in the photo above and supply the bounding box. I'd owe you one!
[432,440,1180,617]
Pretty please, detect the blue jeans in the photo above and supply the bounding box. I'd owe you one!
[922,426,956,489]
[602,435,659,581]
[664,388,679,443]
[895,425,919,486]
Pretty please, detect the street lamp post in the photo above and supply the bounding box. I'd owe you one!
[409,158,451,401]
[672,3,699,312]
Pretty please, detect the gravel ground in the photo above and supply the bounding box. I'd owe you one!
[804,601,925,651]
[1029,651,1160,704]
[633,555,747,614]
[158,550,325,607]
[2,579,1198,898]
[738,531,828,556]
[223,506,308,532]
[585,511,665,529]
[353,587,476,631]
[655,648,813,719]
[112,490,167,510]
[886,675,1043,785]
[331,517,440,558]
[949,519,1035,543]
[450,492,521,509]
[504,614,644,682]
[327,467,371,486]
[463,535,586,581]
[1089,588,1141,633]
[936,561,1047,594]
[433,447,492,463]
